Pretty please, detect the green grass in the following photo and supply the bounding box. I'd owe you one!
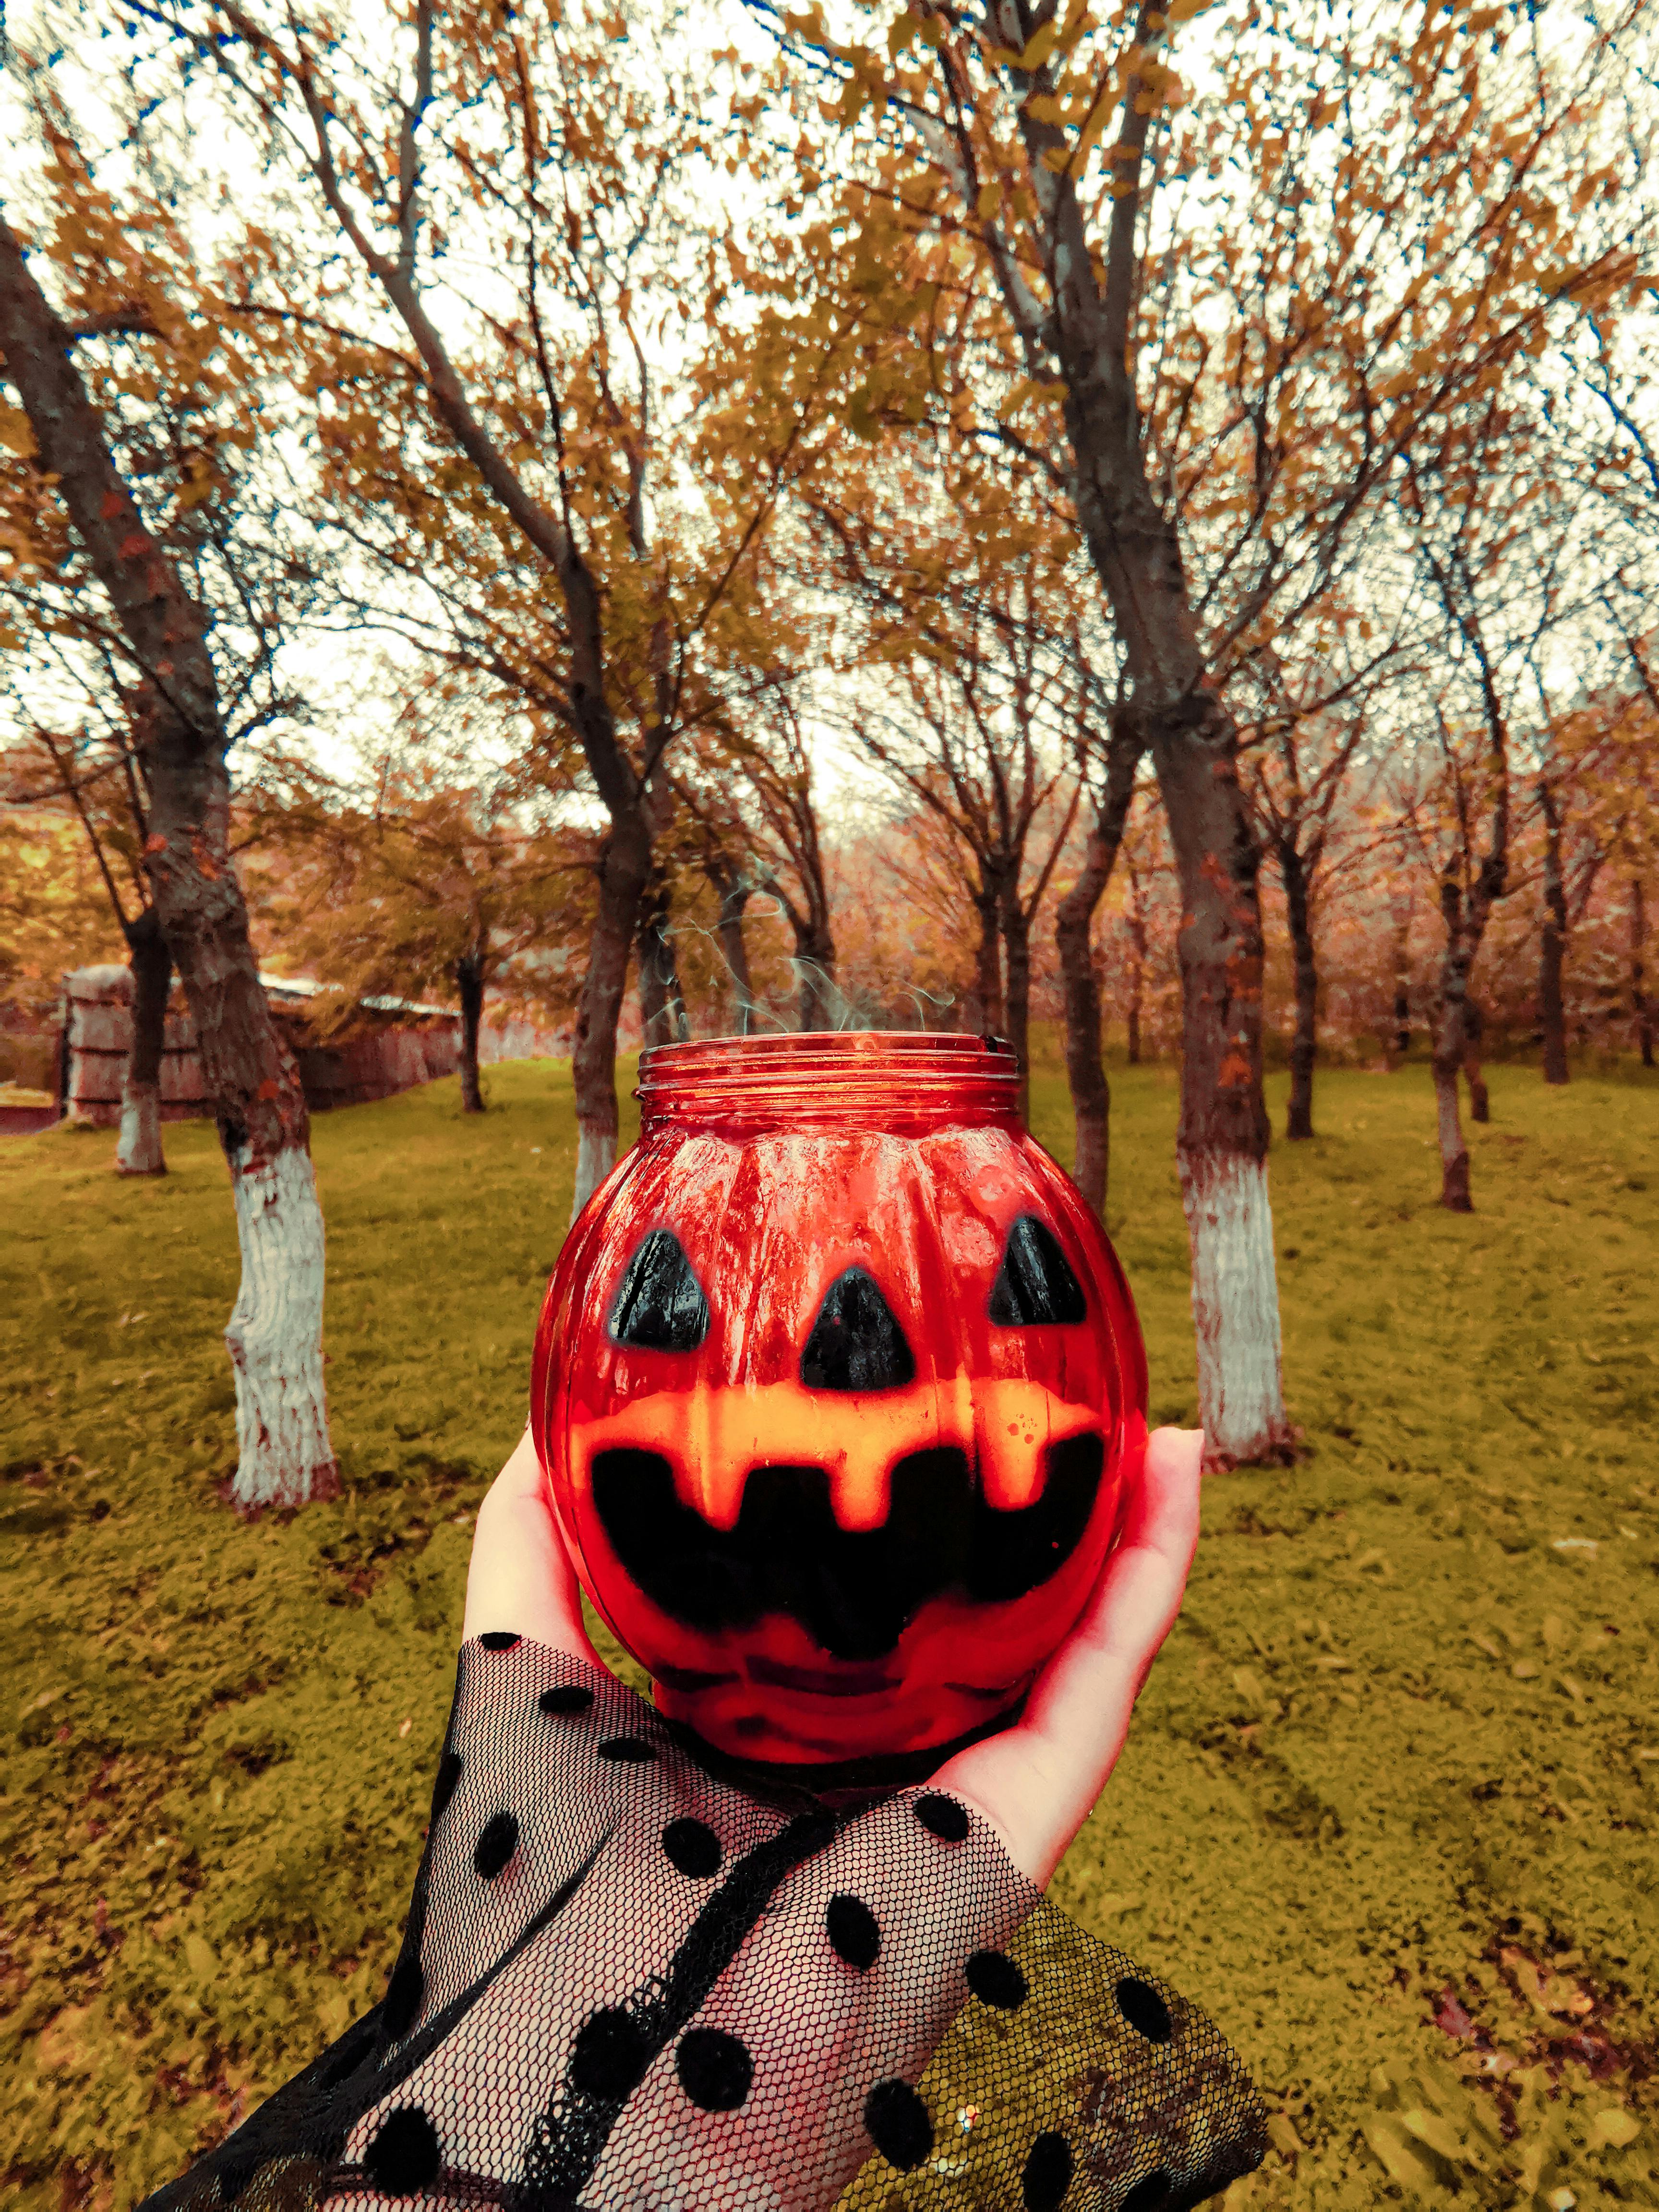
[2,1058,1656,2210]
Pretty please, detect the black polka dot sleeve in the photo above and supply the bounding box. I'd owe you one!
[136,1637,1267,2212]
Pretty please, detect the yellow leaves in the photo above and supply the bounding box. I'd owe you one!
[1264,2112,1302,2162]
[0,407,38,460]
[1593,2110,1642,2151]
[1024,95,1065,125]
[886,11,918,59]
[987,19,1059,73]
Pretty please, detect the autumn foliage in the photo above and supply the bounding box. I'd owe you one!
[2,0,1657,1470]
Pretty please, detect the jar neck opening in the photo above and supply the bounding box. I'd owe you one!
[635,1032,1023,1135]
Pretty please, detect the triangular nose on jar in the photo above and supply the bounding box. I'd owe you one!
[799,1268,916,1393]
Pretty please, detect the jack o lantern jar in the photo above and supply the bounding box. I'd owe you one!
[531,1032,1148,1775]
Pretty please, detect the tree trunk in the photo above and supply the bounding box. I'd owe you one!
[1538,781,1570,1085]
[1463,999,1490,1123]
[1002,892,1032,1123]
[795,921,839,1031]
[1433,1032,1472,1210]
[972,888,1004,1037]
[711,874,755,1035]
[570,813,653,1216]
[1433,922,1480,1212]
[637,872,691,1050]
[1125,873,1147,1067]
[1634,878,1654,1068]
[1054,730,1140,1214]
[456,949,485,1113]
[1281,841,1319,1141]
[1052,285,1292,1463]
[0,212,337,1512]
[117,907,170,1176]
[1392,980,1410,1063]
[1389,896,1413,1064]
[1147,698,1292,1467]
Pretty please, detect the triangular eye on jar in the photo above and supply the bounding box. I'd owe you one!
[988,1215,1087,1326]
[607,1230,710,1351]
[800,1267,916,1392]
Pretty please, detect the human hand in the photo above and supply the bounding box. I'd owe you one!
[462,1421,1203,1890]
[933,1425,1202,1886]
[462,1422,599,1661]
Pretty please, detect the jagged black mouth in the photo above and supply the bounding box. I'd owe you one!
[590,1434,1104,1664]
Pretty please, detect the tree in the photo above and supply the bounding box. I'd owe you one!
[0,141,336,1504]
[681,792,763,1034]
[0,727,174,1169]
[130,0,861,1212]
[1053,710,1140,1211]
[1531,725,1616,1089]
[744,696,842,1032]
[1240,664,1384,1142]
[1,71,325,1184]
[252,745,593,1112]
[806,466,1087,1104]
[854,644,1079,1111]
[1394,337,1623,1206]
[756,0,1653,1458]
[0,769,123,1023]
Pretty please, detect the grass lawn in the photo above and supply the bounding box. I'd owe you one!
[2,1056,1657,2210]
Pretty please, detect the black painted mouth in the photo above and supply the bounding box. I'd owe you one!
[590,1434,1104,1664]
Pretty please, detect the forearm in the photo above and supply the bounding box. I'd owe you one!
[462,1424,599,1660]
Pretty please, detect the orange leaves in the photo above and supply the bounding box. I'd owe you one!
[0,407,37,460]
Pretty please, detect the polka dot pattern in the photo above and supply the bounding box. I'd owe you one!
[473,1810,519,1879]
[151,1637,1268,2212]
[1119,2166,1172,2211]
[382,1952,424,2040]
[1021,2129,1074,2212]
[215,2152,260,2206]
[478,1630,520,1652]
[826,1892,881,1971]
[539,1683,595,1717]
[913,1791,970,1841]
[661,1817,722,1879]
[597,1734,658,1763]
[965,1947,1028,2009]
[362,2105,442,2192]
[864,2077,934,2171]
[430,1750,462,1826]
[676,2025,754,2111]
[571,2007,650,2101]
[1116,1975,1173,2044]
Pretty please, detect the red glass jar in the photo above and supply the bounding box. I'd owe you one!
[531,1033,1148,1772]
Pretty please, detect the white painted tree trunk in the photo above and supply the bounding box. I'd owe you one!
[115,1077,166,1176]
[1179,1149,1293,1467]
[225,1142,338,1512]
[571,1125,616,1222]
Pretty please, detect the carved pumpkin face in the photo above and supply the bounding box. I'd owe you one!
[532,1036,1148,1773]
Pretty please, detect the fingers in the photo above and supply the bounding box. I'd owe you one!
[461,1424,600,1662]
[1051,1423,1202,1681]
[932,1426,1202,1887]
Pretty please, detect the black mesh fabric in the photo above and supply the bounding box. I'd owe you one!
[138,1637,1267,2212]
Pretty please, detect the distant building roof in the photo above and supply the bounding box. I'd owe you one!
[258,972,457,1021]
